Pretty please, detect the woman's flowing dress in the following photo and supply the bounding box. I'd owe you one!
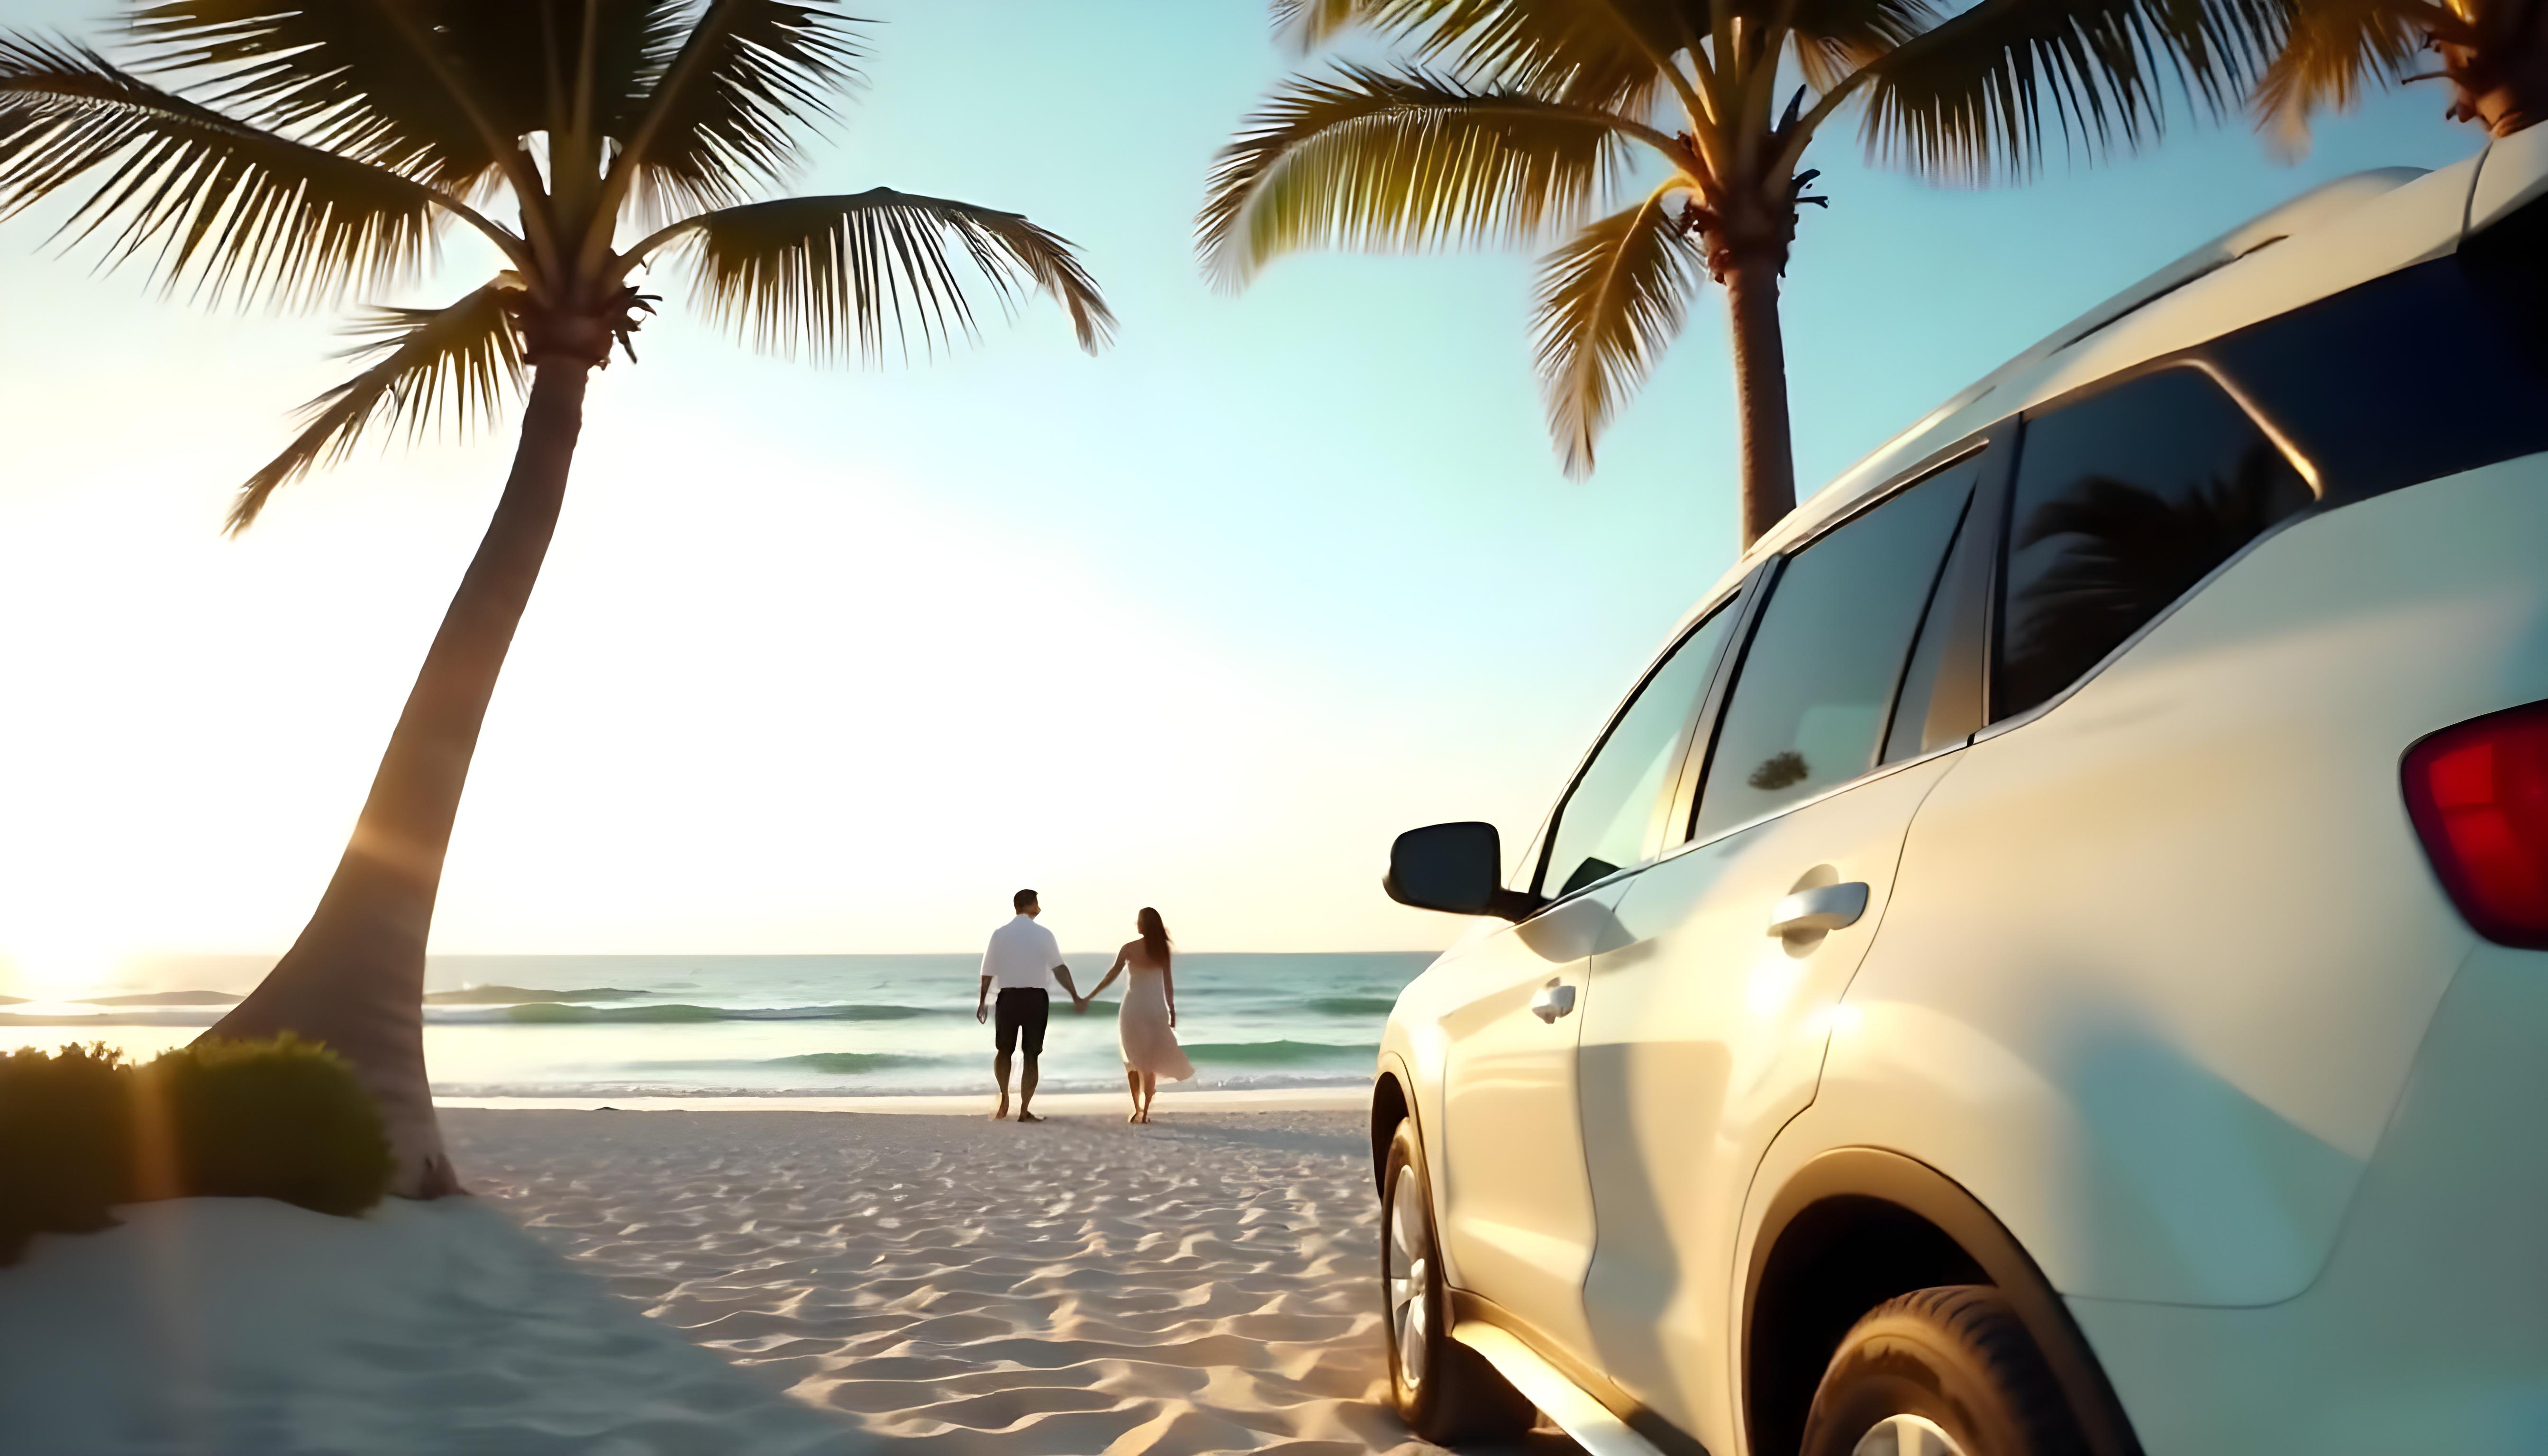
[1117,963,1193,1081]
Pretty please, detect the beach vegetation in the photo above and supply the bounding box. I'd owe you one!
[2252,0,2548,146]
[141,1036,396,1219]
[0,1043,131,1263]
[0,1,1112,1197]
[0,1037,392,1266]
[1200,0,2291,547]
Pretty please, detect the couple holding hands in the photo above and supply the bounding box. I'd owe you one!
[975,888,1192,1124]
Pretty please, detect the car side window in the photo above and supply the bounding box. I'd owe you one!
[1691,464,1975,842]
[1538,606,1738,901]
[1996,367,2314,721]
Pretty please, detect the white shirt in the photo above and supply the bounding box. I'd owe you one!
[980,915,1063,992]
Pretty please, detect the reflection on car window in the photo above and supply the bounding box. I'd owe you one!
[2209,246,2548,506]
[1692,464,1975,841]
[1539,607,1736,900]
[1997,368,2312,720]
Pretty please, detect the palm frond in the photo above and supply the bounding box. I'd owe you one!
[0,36,467,309]
[1273,0,1374,49]
[1199,63,1638,290]
[129,0,526,192]
[1311,0,1692,112]
[1530,188,1704,479]
[228,279,527,532]
[2248,0,2434,155]
[1858,0,2289,182]
[653,188,1113,364]
[1786,0,1940,93]
[612,0,866,226]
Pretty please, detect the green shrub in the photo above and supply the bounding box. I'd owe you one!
[0,1043,136,1265]
[0,1035,394,1265]
[140,1036,394,1219]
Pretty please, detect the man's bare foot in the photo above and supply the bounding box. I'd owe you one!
[1017,1110,1045,1123]
[991,1101,1009,1121]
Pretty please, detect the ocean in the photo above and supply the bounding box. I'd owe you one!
[0,952,1435,1101]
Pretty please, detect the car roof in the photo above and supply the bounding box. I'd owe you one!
[1668,130,2548,638]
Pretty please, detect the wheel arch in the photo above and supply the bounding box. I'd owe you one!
[1741,1147,2143,1456]
[1371,1056,1414,1196]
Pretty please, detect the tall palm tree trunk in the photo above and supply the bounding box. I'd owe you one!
[202,360,594,1197]
[1723,256,1797,549]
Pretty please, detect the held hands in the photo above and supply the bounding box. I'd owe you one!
[1073,995,1090,1014]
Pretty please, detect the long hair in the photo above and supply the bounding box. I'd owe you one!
[1137,907,1171,968]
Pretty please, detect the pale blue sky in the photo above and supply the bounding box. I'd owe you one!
[0,0,2481,980]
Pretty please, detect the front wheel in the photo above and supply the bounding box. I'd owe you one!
[1799,1285,2088,1456]
[1381,1119,1536,1445]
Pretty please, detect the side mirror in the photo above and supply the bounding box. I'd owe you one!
[1384,822,1543,921]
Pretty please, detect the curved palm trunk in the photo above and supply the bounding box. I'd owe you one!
[1723,256,1797,549]
[203,360,593,1197]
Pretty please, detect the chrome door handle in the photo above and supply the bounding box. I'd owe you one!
[1767,882,1869,937]
[1529,981,1577,1023]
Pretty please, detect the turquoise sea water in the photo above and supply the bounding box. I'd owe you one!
[0,953,1434,1099]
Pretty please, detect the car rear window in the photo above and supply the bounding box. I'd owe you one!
[2207,238,2548,505]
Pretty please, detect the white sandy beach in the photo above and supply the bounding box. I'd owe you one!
[447,1108,1437,1456]
[3,1106,1571,1456]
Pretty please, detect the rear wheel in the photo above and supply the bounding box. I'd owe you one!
[1381,1119,1537,1445]
[1800,1286,2087,1456]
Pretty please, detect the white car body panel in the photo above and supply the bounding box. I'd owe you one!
[1419,882,1635,1346]
[2067,941,2548,1456]
[1580,752,1962,1440]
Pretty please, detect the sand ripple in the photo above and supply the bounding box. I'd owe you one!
[445,1109,1448,1456]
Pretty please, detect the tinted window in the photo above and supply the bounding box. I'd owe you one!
[2206,199,2548,505]
[1880,454,1990,764]
[1997,368,2312,720]
[1540,607,1736,899]
[1692,466,1974,841]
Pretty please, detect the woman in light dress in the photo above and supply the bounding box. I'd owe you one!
[1088,907,1191,1123]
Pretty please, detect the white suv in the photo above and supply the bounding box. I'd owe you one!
[1374,136,2548,1456]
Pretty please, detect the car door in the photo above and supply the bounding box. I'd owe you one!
[1571,443,2000,1443]
[1436,599,1742,1357]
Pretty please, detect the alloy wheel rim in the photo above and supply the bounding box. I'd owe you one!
[1386,1180,1430,1388]
[1851,1414,1967,1456]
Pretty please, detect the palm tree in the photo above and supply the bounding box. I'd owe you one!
[2252,0,2548,143]
[0,1,1111,1196]
[1201,0,2288,547]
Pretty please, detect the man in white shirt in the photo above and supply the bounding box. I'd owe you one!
[976,888,1086,1122]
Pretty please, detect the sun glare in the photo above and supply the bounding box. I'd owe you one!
[0,934,127,1001]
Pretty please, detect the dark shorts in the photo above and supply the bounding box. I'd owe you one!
[993,987,1049,1058]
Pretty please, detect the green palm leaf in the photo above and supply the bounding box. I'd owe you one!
[130,0,519,191]
[611,0,866,225]
[0,36,467,309]
[1200,63,1639,289]
[1530,188,1704,479]
[228,279,527,533]
[1859,0,2289,182]
[1789,0,1940,93]
[1283,0,1690,112]
[649,188,1113,363]
[2249,0,2439,153]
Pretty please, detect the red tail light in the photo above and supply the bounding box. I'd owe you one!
[2403,701,2548,949]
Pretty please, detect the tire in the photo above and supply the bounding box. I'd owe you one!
[1799,1285,2089,1456]
[1381,1119,1538,1445]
